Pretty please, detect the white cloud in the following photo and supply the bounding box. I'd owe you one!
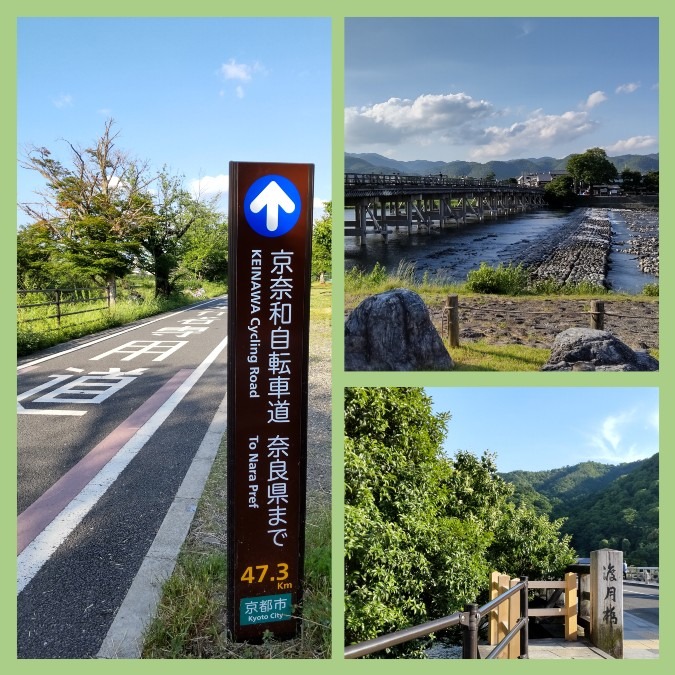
[221,58,253,82]
[53,94,73,109]
[582,90,608,110]
[585,408,658,464]
[189,174,229,198]
[616,82,640,94]
[470,110,597,160]
[345,92,494,148]
[235,85,245,99]
[605,135,658,153]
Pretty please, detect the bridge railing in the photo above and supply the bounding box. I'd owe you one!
[345,172,540,191]
[344,577,529,659]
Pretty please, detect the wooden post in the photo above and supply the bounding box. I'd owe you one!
[489,571,499,645]
[590,299,605,330]
[55,289,61,326]
[448,294,460,347]
[565,572,578,641]
[497,573,510,658]
[508,577,520,658]
[590,549,624,658]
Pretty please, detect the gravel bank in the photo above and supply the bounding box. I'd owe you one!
[513,207,659,289]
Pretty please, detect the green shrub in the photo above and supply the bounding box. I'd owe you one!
[643,283,659,297]
[466,263,529,295]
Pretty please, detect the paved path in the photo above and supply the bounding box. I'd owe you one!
[17,298,228,658]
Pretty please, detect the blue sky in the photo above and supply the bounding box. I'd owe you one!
[427,388,659,473]
[17,17,331,225]
[345,17,659,162]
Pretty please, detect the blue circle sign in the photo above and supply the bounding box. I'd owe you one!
[243,174,301,237]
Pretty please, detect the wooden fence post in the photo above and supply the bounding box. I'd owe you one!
[55,289,61,326]
[565,572,578,641]
[590,299,604,330]
[489,571,499,645]
[508,577,520,658]
[448,294,460,347]
[497,573,510,658]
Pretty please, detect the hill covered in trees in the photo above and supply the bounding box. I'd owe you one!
[345,151,659,180]
[502,454,659,566]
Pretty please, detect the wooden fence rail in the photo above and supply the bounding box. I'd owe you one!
[15,284,142,327]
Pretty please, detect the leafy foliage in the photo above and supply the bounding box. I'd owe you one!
[544,174,575,205]
[344,387,576,656]
[312,201,332,279]
[465,262,529,295]
[566,147,618,191]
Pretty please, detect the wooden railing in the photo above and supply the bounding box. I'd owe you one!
[344,577,530,659]
[489,572,578,658]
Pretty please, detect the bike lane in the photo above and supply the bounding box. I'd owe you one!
[17,297,228,658]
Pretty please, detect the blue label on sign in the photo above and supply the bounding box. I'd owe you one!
[244,175,301,237]
[240,593,293,626]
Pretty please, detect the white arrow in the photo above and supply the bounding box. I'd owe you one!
[249,180,296,232]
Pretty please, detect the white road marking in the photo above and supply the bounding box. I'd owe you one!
[17,335,228,594]
[97,392,228,658]
[17,296,226,372]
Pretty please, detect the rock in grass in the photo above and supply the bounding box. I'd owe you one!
[345,288,453,371]
[542,327,659,371]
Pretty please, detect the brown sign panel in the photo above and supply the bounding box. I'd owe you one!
[227,162,314,642]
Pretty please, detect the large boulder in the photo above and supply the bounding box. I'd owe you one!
[345,288,453,371]
[542,327,659,372]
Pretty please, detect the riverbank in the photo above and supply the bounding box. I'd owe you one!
[346,206,658,294]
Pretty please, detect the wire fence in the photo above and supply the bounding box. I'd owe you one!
[17,284,146,331]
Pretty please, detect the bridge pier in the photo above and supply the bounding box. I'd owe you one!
[345,174,546,244]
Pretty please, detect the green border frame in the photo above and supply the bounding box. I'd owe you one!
[2,1,671,672]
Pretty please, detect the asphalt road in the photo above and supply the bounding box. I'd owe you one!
[624,582,659,626]
[17,297,228,658]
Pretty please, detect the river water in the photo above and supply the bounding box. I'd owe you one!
[345,207,658,294]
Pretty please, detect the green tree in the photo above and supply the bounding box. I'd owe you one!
[344,387,576,656]
[19,119,152,288]
[620,168,642,193]
[179,208,228,282]
[566,147,618,194]
[643,171,659,193]
[136,170,215,297]
[312,201,332,280]
[544,174,575,206]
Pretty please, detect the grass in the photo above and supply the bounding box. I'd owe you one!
[142,438,332,660]
[344,261,658,308]
[447,341,550,371]
[17,276,227,356]
[142,283,332,659]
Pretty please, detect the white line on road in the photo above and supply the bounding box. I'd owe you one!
[17,335,228,595]
[97,391,228,658]
[17,296,227,372]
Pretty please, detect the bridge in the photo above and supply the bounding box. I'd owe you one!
[345,172,547,245]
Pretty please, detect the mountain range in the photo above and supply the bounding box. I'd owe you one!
[345,152,660,180]
[501,453,659,566]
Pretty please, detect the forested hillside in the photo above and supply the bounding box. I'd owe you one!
[345,152,660,180]
[502,454,659,565]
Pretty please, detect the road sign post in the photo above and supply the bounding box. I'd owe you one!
[227,162,314,642]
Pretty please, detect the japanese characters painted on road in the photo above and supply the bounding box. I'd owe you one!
[227,162,314,642]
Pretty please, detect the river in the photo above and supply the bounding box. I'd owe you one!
[345,207,658,294]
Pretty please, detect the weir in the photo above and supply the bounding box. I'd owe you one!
[345,173,546,245]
